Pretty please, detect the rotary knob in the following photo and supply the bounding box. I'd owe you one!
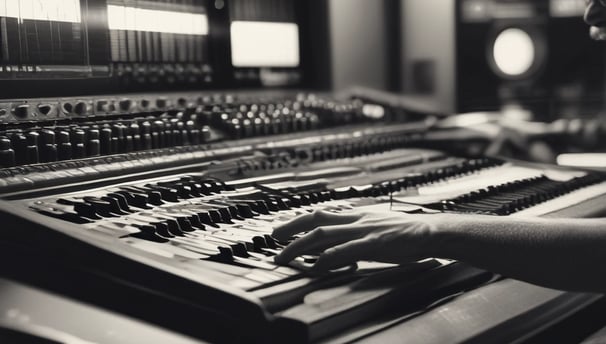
[13,104,29,119]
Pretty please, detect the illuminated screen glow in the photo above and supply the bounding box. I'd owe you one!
[230,21,300,68]
[0,0,81,23]
[492,28,536,77]
[107,5,208,35]
[557,153,606,168]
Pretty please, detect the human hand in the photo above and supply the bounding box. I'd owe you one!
[272,209,443,272]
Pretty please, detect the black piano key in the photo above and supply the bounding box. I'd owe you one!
[122,186,164,205]
[113,190,151,209]
[252,236,269,251]
[131,225,170,243]
[162,218,185,237]
[82,196,119,218]
[143,184,179,202]
[231,243,250,258]
[30,205,91,224]
[101,196,131,215]
[235,204,255,218]
[106,192,132,212]
[56,198,101,220]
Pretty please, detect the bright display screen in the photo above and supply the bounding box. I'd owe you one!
[230,21,300,68]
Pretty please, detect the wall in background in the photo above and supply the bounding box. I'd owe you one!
[400,0,457,113]
[328,0,390,91]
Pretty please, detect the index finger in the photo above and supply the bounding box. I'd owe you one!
[274,223,361,264]
[272,210,360,241]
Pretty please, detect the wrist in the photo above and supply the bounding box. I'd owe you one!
[425,213,484,260]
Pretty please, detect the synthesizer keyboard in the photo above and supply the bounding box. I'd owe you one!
[0,91,605,343]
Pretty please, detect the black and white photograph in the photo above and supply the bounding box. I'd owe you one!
[1,0,606,343]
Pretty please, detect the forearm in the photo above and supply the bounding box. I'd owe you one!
[433,216,606,293]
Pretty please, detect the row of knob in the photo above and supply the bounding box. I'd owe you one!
[0,94,386,168]
[436,173,606,215]
[235,134,423,174]
[1,93,342,121]
[31,156,503,227]
[0,115,212,167]
[114,63,212,85]
[329,158,505,199]
[28,154,502,223]
[202,96,383,140]
[35,175,334,225]
[5,97,178,120]
[34,176,231,223]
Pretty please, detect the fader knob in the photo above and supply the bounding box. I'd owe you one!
[130,123,141,151]
[25,131,40,164]
[86,129,100,157]
[40,129,58,162]
[141,121,152,150]
[72,129,87,158]
[10,134,27,166]
[56,131,72,161]
[0,137,15,168]
[100,128,112,155]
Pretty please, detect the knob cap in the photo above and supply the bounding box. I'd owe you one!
[119,99,132,112]
[74,101,89,116]
[14,105,29,118]
[96,100,109,113]
[37,104,53,116]
[156,97,168,109]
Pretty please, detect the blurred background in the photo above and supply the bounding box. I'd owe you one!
[0,0,604,165]
[317,0,606,166]
[325,0,604,116]
[1,1,605,342]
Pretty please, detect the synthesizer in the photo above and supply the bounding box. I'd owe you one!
[0,91,606,343]
[1,0,605,343]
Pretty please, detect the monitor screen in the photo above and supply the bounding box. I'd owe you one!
[0,0,99,78]
[230,20,299,68]
[106,0,209,64]
[228,0,300,69]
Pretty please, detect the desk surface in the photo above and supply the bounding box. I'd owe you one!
[325,279,602,344]
[0,278,206,344]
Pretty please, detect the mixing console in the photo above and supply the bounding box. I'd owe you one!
[0,90,605,343]
[1,0,603,342]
